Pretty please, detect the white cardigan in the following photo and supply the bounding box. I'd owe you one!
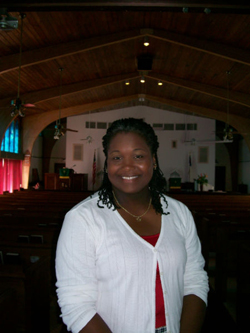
[56,193,209,333]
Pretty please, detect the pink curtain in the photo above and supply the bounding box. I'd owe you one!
[0,159,22,194]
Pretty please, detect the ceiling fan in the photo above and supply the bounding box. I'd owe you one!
[80,135,93,144]
[0,8,18,31]
[185,71,238,145]
[54,68,78,140]
[10,13,38,117]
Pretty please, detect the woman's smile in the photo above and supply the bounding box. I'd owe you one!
[122,176,138,180]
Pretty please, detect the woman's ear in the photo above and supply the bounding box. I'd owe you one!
[153,155,157,170]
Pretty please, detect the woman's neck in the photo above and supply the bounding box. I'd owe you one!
[112,188,151,206]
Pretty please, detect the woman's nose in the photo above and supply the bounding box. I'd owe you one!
[122,157,135,168]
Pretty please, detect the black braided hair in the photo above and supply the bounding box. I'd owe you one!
[97,118,169,215]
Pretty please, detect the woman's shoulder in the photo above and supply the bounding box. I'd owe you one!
[161,194,193,230]
[69,191,99,211]
[65,191,114,223]
[161,193,189,212]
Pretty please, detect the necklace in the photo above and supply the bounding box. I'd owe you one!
[112,191,152,222]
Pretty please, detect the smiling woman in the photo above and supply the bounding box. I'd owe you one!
[56,118,209,333]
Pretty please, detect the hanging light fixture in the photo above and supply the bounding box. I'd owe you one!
[125,80,130,86]
[157,80,163,86]
[140,76,145,83]
[54,68,64,140]
[223,71,233,141]
[143,36,149,47]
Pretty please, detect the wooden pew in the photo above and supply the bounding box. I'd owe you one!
[215,223,250,301]
[0,256,50,333]
[236,242,250,331]
[0,285,18,332]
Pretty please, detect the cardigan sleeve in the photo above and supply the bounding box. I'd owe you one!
[55,208,99,333]
[182,205,209,304]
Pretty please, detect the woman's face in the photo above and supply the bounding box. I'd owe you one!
[107,131,155,195]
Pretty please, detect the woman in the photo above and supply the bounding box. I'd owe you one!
[56,118,209,333]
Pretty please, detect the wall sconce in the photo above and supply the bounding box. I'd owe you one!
[143,36,149,47]
[125,80,130,85]
[158,80,163,86]
[140,76,145,83]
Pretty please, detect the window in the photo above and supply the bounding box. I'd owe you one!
[97,122,107,129]
[1,119,20,154]
[73,144,83,161]
[86,121,96,129]
[175,123,186,130]
[152,123,164,130]
[198,147,209,163]
[187,123,197,130]
[164,123,174,130]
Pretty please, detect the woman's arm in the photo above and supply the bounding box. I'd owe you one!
[180,294,206,333]
[79,314,112,333]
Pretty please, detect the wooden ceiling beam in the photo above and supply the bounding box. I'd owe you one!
[0,29,144,74]
[1,26,249,76]
[1,69,249,110]
[150,29,250,66]
[3,72,139,105]
[3,1,250,12]
[147,73,250,107]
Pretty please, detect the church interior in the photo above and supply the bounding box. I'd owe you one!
[0,1,250,332]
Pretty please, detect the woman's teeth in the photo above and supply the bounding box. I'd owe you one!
[122,176,137,180]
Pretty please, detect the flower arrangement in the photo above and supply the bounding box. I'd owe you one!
[195,173,208,185]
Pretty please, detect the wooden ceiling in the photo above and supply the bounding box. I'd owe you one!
[0,1,250,149]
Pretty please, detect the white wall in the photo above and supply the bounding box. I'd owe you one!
[66,106,216,191]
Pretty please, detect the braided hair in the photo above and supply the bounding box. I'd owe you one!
[97,118,169,215]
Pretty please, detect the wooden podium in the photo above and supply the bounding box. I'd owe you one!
[44,173,88,191]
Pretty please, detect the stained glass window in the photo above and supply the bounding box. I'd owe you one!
[1,119,20,153]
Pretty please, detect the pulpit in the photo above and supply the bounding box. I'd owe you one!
[44,172,88,191]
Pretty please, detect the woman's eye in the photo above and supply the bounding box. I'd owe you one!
[135,155,143,159]
[113,156,121,160]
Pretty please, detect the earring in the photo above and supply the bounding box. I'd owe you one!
[153,164,157,170]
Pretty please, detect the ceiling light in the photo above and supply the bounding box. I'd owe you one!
[143,36,149,47]
[140,76,145,83]
[125,80,130,85]
[158,80,163,86]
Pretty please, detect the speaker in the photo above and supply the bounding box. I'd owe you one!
[137,55,153,71]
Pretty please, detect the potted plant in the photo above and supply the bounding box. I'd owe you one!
[195,173,208,192]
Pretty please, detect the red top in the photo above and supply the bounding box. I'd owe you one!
[141,233,166,328]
